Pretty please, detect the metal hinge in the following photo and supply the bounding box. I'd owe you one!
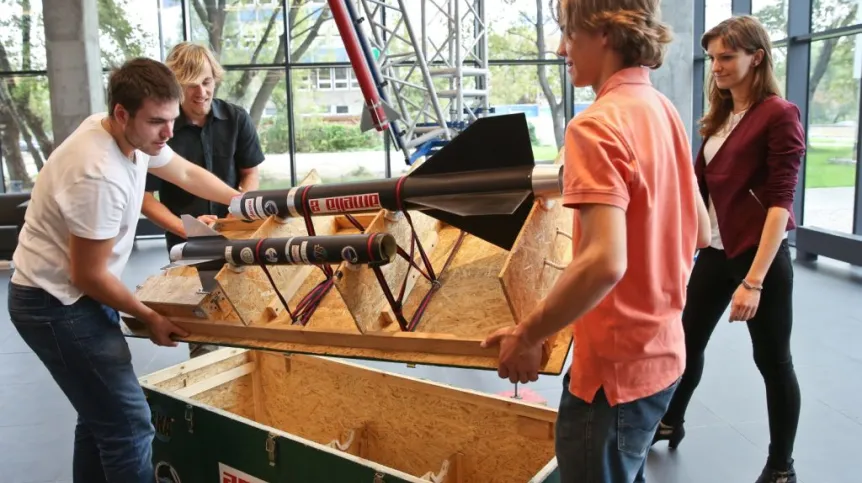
[266,433,277,467]
[184,405,194,433]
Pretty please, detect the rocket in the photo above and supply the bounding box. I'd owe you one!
[228,113,563,250]
[165,215,397,293]
[327,0,400,133]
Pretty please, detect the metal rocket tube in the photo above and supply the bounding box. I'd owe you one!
[327,0,389,131]
[170,233,398,267]
[228,165,560,221]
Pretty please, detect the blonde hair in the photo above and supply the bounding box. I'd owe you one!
[556,0,673,69]
[165,42,225,86]
[699,16,781,138]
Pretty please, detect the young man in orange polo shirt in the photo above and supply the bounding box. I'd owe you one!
[482,0,710,481]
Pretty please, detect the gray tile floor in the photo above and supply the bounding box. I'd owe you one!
[1,238,859,482]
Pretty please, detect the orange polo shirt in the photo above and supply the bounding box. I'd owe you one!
[562,67,699,406]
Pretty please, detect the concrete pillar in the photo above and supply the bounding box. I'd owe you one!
[651,0,695,139]
[42,0,105,145]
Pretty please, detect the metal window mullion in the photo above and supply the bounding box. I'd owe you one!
[785,0,812,236]
[854,50,862,234]
[692,0,706,160]
[181,0,191,42]
[282,0,298,187]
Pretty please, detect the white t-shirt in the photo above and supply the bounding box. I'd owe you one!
[11,113,174,305]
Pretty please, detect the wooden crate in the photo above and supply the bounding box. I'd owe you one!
[141,348,560,483]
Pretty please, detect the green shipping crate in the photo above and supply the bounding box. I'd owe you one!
[141,348,560,483]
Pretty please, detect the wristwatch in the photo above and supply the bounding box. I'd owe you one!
[741,279,763,291]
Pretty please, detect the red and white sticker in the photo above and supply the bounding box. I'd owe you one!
[219,463,268,483]
[244,198,258,219]
[308,193,381,214]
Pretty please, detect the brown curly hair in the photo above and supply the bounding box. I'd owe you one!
[553,0,674,69]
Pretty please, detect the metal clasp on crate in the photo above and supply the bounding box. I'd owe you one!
[184,405,194,433]
[266,433,277,467]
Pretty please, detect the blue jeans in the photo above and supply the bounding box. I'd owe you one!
[555,372,680,483]
[8,282,155,483]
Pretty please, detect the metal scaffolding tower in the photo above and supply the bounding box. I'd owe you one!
[348,0,491,165]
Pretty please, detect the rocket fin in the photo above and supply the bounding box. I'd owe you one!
[409,190,531,217]
[424,194,534,251]
[408,113,534,178]
[360,106,374,132]
[381,99,401,122]
[196,268,221,294]
[181,214,223,239]
[160,258,225,272]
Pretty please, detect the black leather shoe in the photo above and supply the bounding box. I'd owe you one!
[755,461,797,483]
[651,421,685,449]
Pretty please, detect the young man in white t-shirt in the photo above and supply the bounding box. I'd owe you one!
[8,58,241,482]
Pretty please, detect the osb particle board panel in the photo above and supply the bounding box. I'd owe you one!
[254,352,556,483]
[401,227,516,338]
[267,268,360,333]
[192,376,257,422]
[136,266,208,308]
[334,209,440,333]
[214,215,339,326]
[499,198,572,325]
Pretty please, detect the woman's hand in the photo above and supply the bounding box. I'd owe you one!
[729,283,761,322]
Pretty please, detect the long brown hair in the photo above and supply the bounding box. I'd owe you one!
[699,15,781,138]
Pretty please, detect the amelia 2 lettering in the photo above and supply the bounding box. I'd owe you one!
[308,193,381,214]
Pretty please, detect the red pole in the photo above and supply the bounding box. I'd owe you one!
[327,0,389,131]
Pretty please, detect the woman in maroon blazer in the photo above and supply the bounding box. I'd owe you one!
[652,16,805,483]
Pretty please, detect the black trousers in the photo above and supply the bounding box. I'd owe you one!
[663,240,801,471]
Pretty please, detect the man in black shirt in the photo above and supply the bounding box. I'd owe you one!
[142,42,265,357]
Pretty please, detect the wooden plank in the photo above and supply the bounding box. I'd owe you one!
[124,317,569,375]
[174,362,256,398]
[139,347,249,386]
[131,315,513,360]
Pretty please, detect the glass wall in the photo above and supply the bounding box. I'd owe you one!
[0,0,51,193]
[0,0,573,194]
[693,0,862,261]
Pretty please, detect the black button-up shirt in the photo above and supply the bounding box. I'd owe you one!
[146,98,265,249]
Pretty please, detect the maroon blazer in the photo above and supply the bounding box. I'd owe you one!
[694,94,806,259]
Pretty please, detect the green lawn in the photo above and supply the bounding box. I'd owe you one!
[804,145,857,189]
[533,143,858,189]
[533,144,561,162]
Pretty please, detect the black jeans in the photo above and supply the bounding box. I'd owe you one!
[662,240,801,471]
